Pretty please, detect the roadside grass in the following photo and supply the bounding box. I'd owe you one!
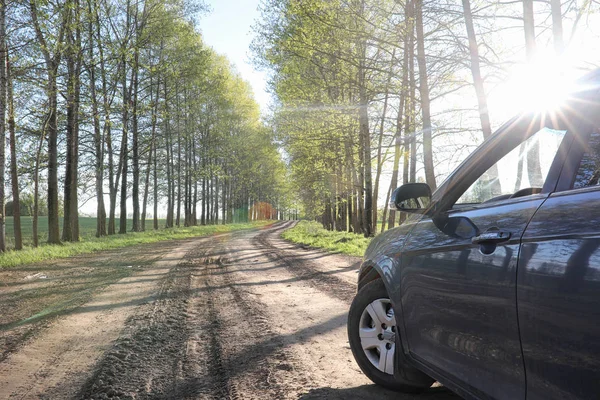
[4,216,167,248]
[281,220,371,257]
[0,220,273,269]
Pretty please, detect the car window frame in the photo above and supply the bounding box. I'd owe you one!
[555,126,600,194]
[552,86,600,193]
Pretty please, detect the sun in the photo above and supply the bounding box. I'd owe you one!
[509,62,572,112]
[488,53,583,120]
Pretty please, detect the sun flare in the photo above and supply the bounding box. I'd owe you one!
[489,53,585,119]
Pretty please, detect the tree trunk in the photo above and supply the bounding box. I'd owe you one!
[119,59,129,234]
[522,0,542,186]
[0,0,6,252]
[143,76,159,231]
[222,175,226,224]
[166,129,172,228]
[169,132,176,226]
[373,49,395,232]
[201,154,206,225]
[63,3,82,242]
[406,53,416,224]
[29,0,66,245]
[33,129,45,247]
[388,9,412,231]
[107,126,118,235]
[214,174,219,224]
[153,130,158,230]
[176,85,182,227]
[193,136,198,225]
[462,0,492,140]
[358,48,372,237]
[551,0,564,55]
[415,0,436,190]
[47,71,60,243]
[141,133,152,231]
[523,0,536,62]
[63,50,75,242]
[131,49,140,232]
[96,0,115,235]
[87,0,106,238]
[7,53,21,249]
[462,0,501,195]
[164,78,173,228]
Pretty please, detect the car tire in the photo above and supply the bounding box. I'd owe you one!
[347,279,434,392]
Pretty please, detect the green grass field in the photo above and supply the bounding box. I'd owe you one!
[281,220,372,257]
[3,216,167,248]
[0,218,272,269]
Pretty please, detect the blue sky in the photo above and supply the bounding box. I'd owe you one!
[200,0,271,115]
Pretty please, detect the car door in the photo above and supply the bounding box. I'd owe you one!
[517,127,600,400]
[398,116,572,400]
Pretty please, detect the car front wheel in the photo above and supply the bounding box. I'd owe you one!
[347,279,434,392]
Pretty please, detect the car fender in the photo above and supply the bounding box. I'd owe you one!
[357,216,419,294]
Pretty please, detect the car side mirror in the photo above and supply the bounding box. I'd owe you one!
[389,183,432,214]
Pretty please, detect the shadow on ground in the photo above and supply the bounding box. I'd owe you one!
[298,384,461,399]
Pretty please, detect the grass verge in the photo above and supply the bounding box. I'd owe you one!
[3,216,167,248]
[281,220,371,257]
[0,221,273,269]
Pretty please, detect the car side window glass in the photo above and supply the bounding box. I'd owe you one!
[573,129,600,189]
[457,127,567,205]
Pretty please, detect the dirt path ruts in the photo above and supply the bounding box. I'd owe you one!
[0,222,460,400]
[253,221,358,303]
[0,239,200,400]
[76,229,304,400]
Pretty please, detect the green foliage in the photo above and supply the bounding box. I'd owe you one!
[281,220,371,257]
[253,0,397,227]
[0,220,273,269]
[2,0,287,251]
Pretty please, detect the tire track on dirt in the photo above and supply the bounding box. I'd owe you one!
[0,240,195,400]
[77,231,300,400]
[77,255,198,399]
[197,246,238,400]
[253,221,358,304]
[196,238,299,400]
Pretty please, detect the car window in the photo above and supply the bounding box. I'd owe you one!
[457,127,567,205]
[573,129,600,189]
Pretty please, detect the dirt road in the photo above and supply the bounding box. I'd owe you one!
[0,222,460,399]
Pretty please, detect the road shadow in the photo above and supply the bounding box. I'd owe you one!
[298,385,461,399]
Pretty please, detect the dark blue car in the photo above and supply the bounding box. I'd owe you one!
[347,70,600,400]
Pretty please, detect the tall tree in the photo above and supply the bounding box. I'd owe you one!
[387,0,413,231]
[415,0,436,190]
[87,0,106,237]
[462,0,492,140]
[63,0,83,242]
[462,0,501,195]
[29,0,69,244]
[0,0,6,252]
[523,0,536,62]
[522,0,542,187]
[551,0,564,55]
[8,51,21,250]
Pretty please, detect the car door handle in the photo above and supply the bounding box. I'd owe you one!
[471,231,511,245]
